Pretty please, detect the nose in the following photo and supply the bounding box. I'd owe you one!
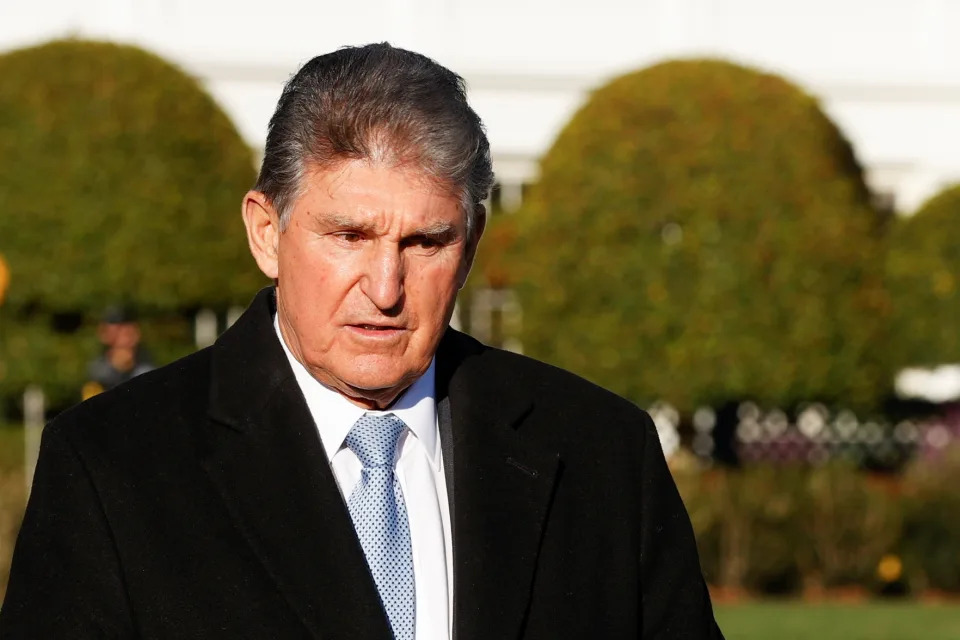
[360,242,404,312]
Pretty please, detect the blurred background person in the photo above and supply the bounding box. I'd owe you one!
[83,306,154,399]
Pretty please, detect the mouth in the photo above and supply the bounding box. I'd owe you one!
[346,323,406,338]
[351,323,403,330]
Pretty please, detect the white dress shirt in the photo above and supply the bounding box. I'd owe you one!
[274,317,452,640]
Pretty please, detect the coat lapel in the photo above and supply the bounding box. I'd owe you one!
[437,332,561,640]
[201,288,392,640]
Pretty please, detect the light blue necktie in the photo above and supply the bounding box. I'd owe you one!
[345,413,415,640]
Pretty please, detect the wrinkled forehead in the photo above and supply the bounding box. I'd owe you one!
[278,160,465,240]
[305,149,460,200]
[298,159,465,220]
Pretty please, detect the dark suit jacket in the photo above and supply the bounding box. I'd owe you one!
[1,288,723,639]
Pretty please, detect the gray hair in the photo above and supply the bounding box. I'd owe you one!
[254,43,494,239]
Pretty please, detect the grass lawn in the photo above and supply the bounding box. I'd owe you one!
[715,601,960,640]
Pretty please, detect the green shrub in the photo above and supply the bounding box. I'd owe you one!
[0,426,26,602]
[0,39,263,403]
[685,466,806,594]
[676,464,903,594]
[0,315,95,409]
[472,214,519,291]
[801,465,901,588]
[886,184,960,368]
[0,39,262,311]
[460,213,520,345]
[510,59,889,412]
[0,310,196,409]
[899,445,960,592]
[0,468,26,602]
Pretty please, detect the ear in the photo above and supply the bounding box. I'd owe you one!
[457,204,487,289]
[242,190,282,280]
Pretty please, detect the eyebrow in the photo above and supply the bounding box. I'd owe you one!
[410,221,458,239]
[319,213,459,240]
[320,213,375,232]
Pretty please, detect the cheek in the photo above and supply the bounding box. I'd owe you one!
[281,243,339,294]
[408,264,461,317]
[279,253,338,324]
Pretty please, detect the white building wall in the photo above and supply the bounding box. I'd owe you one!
[2,0,959,212]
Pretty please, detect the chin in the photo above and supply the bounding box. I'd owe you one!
[342,376,403,394]
[345,362,425,395]
[337,361,402,386]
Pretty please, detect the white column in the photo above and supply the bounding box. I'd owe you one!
[226,305,244,329]
[23,385,45,497]
[450,301,463,331]
[500,182,523,213]
[195,308,218,348]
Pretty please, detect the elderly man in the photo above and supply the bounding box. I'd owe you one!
[1,44,723,639]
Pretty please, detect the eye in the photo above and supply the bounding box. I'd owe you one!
[404,235,443,252]
[335,231,363,243]
[416,236,440,249]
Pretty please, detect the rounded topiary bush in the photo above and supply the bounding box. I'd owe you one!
[0,39,262,408]
[0,39,261,312]
[886,184,960,369]
[510,59,888,412]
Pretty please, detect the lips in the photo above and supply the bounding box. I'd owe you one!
[351,323,403,331]
[345,322,408,339]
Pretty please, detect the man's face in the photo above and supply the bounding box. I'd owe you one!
[113,323,141,350]
[244,159,482,409]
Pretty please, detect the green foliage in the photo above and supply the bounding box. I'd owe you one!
[460,212,520,344]
[676,464,899,594]
[885,185,960,368]
[510,59,888,412]
[472,213,519,291]
[0,39,263,403]
[0,310,195,408]
[0,425,26,602]
[801,465,901,588]
[0,315,94,408]
[0,39,263,312]
[899,446,960,592]
[675,458,960,595]
[0,467,25,603]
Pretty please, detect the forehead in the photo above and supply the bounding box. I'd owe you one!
[295,160,462,224]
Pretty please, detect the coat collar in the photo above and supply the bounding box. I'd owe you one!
[206,287,286,432]
[204,287,560,640]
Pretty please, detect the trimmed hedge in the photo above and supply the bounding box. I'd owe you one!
[899,445,960,592]
[509,59,889,412]
[0,39,262,405]
[0,310,196,409]
[674,447,960,595]
[886,184,960,369]
[0,39,262,312]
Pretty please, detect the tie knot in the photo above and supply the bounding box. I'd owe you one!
[345,413,407,469]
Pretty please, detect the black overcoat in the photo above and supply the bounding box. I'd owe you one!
[1,287,723,639]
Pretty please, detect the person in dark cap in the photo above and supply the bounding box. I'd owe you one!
[83,305,155,398]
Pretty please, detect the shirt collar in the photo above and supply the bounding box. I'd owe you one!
[273,314,440,471]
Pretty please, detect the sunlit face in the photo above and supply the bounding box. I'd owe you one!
[243,159,483,409]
